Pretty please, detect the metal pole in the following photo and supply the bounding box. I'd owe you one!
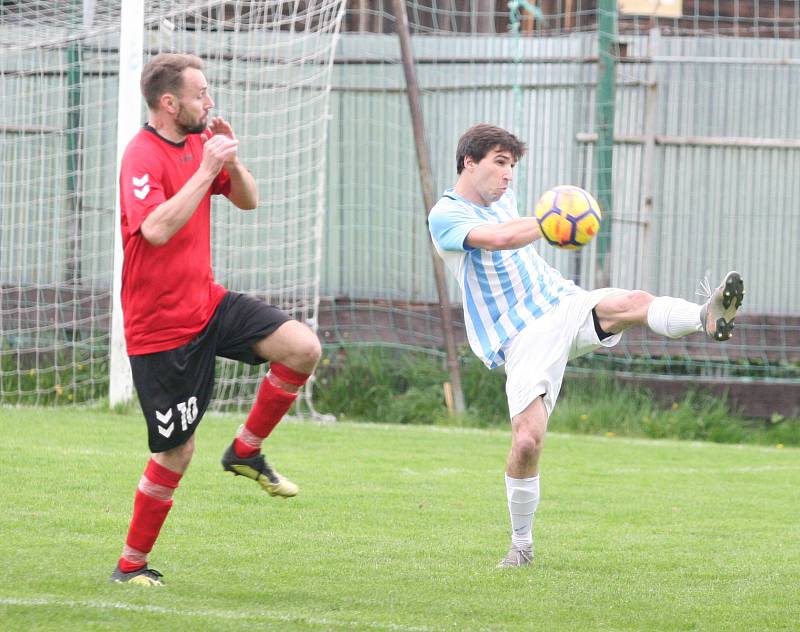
[63,35,83,375]
[392,0,465,414]
[65,41,82,288]
[595,0,617,288]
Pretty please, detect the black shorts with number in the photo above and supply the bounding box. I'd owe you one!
[129,291,290,453]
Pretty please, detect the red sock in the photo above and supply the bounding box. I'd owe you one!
[118,459,182,573]
[234,363,309,458]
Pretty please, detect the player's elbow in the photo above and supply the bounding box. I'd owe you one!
[139,223,170,247]
[228,183,259,210]
[231,192,258,211]
[239,197,258,211]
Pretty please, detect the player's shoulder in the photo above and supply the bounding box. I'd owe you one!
[431,190,472,218]
[123,128,160,160]
[429,194,463,233]
[122,128,175,175]
[127,126,158,146]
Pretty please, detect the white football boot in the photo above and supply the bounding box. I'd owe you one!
[699,271,745,342]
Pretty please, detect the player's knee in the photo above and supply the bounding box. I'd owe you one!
[175,438,195,461]
[602,290,654,327]
[512,431,542,460]
[302,332,322,366]
[624,290,654,313]
[156,436,195,471]
[286,329,322,373]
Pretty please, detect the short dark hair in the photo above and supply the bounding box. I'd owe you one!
[140,53,204,109]
[456,124,527,174]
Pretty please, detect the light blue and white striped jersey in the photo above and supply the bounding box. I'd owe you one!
[428,188,576,368]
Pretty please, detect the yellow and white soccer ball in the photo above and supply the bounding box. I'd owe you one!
[533,185,602,250]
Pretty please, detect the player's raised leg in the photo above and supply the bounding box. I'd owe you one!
[221,320,321,497]
[497,397,546,568]
[111,436,194,586]
[595,272,744,341]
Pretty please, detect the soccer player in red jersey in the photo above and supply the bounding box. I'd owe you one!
[111,53,321,586]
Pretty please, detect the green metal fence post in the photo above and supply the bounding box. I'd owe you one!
[595,0,617,286]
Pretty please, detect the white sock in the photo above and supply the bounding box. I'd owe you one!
[505,473,540,549]
[646,296,702,339]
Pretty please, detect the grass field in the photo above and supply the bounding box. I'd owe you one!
[1,408,799,631]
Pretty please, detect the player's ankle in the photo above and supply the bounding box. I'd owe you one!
[233,437,258,459]
[118,557,146,573]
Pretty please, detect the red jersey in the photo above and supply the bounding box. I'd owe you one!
[119,125,231,355]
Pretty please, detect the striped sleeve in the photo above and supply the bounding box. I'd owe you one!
[428,198,485,252]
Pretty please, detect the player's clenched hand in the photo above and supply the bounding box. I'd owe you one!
[200,134,239,175]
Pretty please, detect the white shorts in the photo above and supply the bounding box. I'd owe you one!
[502,288,627,419]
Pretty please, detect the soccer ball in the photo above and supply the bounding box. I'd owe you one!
[534,185,602,250]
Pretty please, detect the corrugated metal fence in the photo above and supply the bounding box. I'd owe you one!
[323,31,800,315]
[319,29,800,415]
[2,22,798,412]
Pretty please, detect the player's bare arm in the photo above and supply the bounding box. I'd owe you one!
[221,157,258,210]
[465,217,542,251]
[209,116,258,210]
[140,134,238,246]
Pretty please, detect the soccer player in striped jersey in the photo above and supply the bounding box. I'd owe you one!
[428,124,744,568]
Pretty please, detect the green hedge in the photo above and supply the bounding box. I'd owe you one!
[314,347,800,447]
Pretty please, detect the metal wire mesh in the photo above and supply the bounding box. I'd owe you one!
[317,0,800,417]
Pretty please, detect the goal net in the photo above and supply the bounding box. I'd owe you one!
[0,0,346,408]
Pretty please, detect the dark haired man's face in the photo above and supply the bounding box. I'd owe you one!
[464,147,515,206]
[174,68,213,135]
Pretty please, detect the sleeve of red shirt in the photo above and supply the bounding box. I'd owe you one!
[119,148,166,235]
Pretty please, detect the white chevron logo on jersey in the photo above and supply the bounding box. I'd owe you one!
[155,408,174,437]
[133,174,150,200]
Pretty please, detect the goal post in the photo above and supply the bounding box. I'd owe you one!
[109,0,144,407]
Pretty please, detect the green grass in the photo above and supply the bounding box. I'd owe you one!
[1,408,799,631]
